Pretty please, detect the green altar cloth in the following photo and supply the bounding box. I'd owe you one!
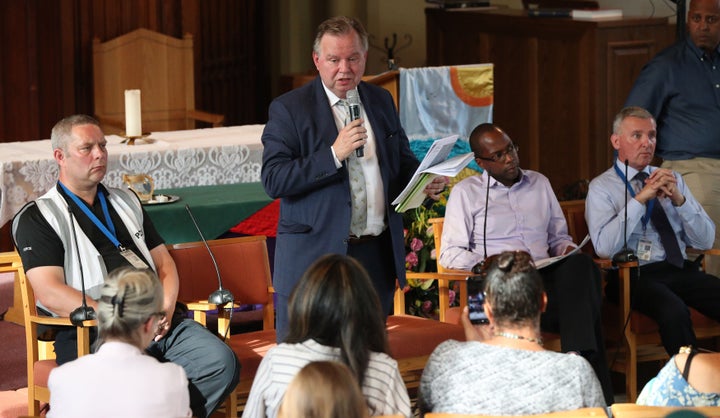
[144,183,272,244]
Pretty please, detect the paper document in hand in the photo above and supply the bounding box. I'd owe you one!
[534,235,591,269]
[393,135,474,213]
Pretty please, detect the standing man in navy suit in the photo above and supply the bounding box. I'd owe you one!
[261,16,447,341]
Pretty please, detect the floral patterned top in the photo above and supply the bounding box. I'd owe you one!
[637,355,720,406]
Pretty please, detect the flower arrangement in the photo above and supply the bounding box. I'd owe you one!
[402,137,481,319]
[403,198,445,319]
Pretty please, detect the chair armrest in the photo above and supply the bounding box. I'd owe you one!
[403,271,472,322]
[187,109,224,127]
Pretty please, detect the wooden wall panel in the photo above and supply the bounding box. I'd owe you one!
[0,0,270,143]
[426,8,674,196]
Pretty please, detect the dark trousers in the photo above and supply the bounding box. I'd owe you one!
[275,229,397,344]
[54,313,240,418]
[605,260,720,356]
[539,253,613,404]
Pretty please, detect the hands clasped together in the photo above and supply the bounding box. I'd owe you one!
[636,168,686,207]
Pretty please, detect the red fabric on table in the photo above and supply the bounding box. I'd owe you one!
[229,199,280,237]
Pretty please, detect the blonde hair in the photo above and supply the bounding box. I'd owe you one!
[277,361,370,418]
[96,268,163,349]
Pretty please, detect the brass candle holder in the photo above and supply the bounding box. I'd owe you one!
[121,132,153,145]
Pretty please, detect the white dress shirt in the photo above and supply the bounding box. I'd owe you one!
[586,159,715,264]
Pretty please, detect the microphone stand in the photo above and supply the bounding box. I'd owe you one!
[67,206,97,327]
[184,205,234,306]
[472,174,492,275]
[613,159,638,265]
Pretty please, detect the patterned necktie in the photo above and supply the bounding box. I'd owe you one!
[337,100,367,236]
[634,172,684,268]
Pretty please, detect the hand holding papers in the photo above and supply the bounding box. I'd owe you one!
[534,235,591,269]
[393,135,474,212]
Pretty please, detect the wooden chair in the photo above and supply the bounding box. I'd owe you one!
[559,199,720,402]
[169,235,466,414]
[425,407,607,418]
[168,236,274,417]
[399,217,562,352]
[93,28,224,135]
[2,250,95,416]
[611,403,720,418]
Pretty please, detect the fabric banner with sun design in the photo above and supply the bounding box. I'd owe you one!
[399,64,493,140]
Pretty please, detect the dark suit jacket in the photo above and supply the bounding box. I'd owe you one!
[261,77,419,296]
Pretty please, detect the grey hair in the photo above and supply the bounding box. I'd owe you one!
[50,114,100,152]
[95,268,163,350]
[312,16,369,56]
[483,251,544,329]
[612,106,654,135]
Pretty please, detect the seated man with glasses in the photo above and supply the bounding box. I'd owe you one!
[439,122,613,404]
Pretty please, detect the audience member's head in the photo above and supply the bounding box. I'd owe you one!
[285,254,389,385]
[277,361,370,418]
[480,250,545,330]
[96,268,164,350]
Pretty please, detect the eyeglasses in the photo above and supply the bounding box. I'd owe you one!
[151,311,166,320]
[477,143,519,163]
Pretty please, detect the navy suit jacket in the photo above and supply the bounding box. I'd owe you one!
[261,77,419,296]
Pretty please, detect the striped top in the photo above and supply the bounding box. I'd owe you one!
[242,339,412,418]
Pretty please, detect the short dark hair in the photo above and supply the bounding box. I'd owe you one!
[483,251,544,329]
[313,16,369,56]
[285,254,389,386]
[468,122,500,158]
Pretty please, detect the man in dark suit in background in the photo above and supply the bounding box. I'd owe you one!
[261,16,447,341]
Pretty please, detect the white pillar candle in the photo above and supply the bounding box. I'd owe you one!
[124,89,142,137]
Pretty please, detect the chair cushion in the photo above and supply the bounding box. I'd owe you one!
[386,315,465,359]
[227,329,277,382]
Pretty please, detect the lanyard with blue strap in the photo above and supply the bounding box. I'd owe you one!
[613,163,654,232]
[58,181,125,251]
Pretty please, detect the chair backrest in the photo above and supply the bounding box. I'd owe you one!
[425,407,608,418]
[167,236,274,330]
[558,199,595,257]
[611,403,720,418]
[93,28,203,133]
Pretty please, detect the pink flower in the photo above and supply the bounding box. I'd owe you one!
[448,289,456,306]
[421,300,433,313]
[405,252,418,268]
[430,248,437,260]
[410,237,424,252]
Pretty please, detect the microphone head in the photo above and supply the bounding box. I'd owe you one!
[346,88,360,105]
[208,289,234,306]
[70,306,97,327]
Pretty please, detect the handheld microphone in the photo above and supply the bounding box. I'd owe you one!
[347,88,363,158]
[184,204,234,306]
[613,159,638,265]
[67,206,97,327]
[472,175,492,275]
